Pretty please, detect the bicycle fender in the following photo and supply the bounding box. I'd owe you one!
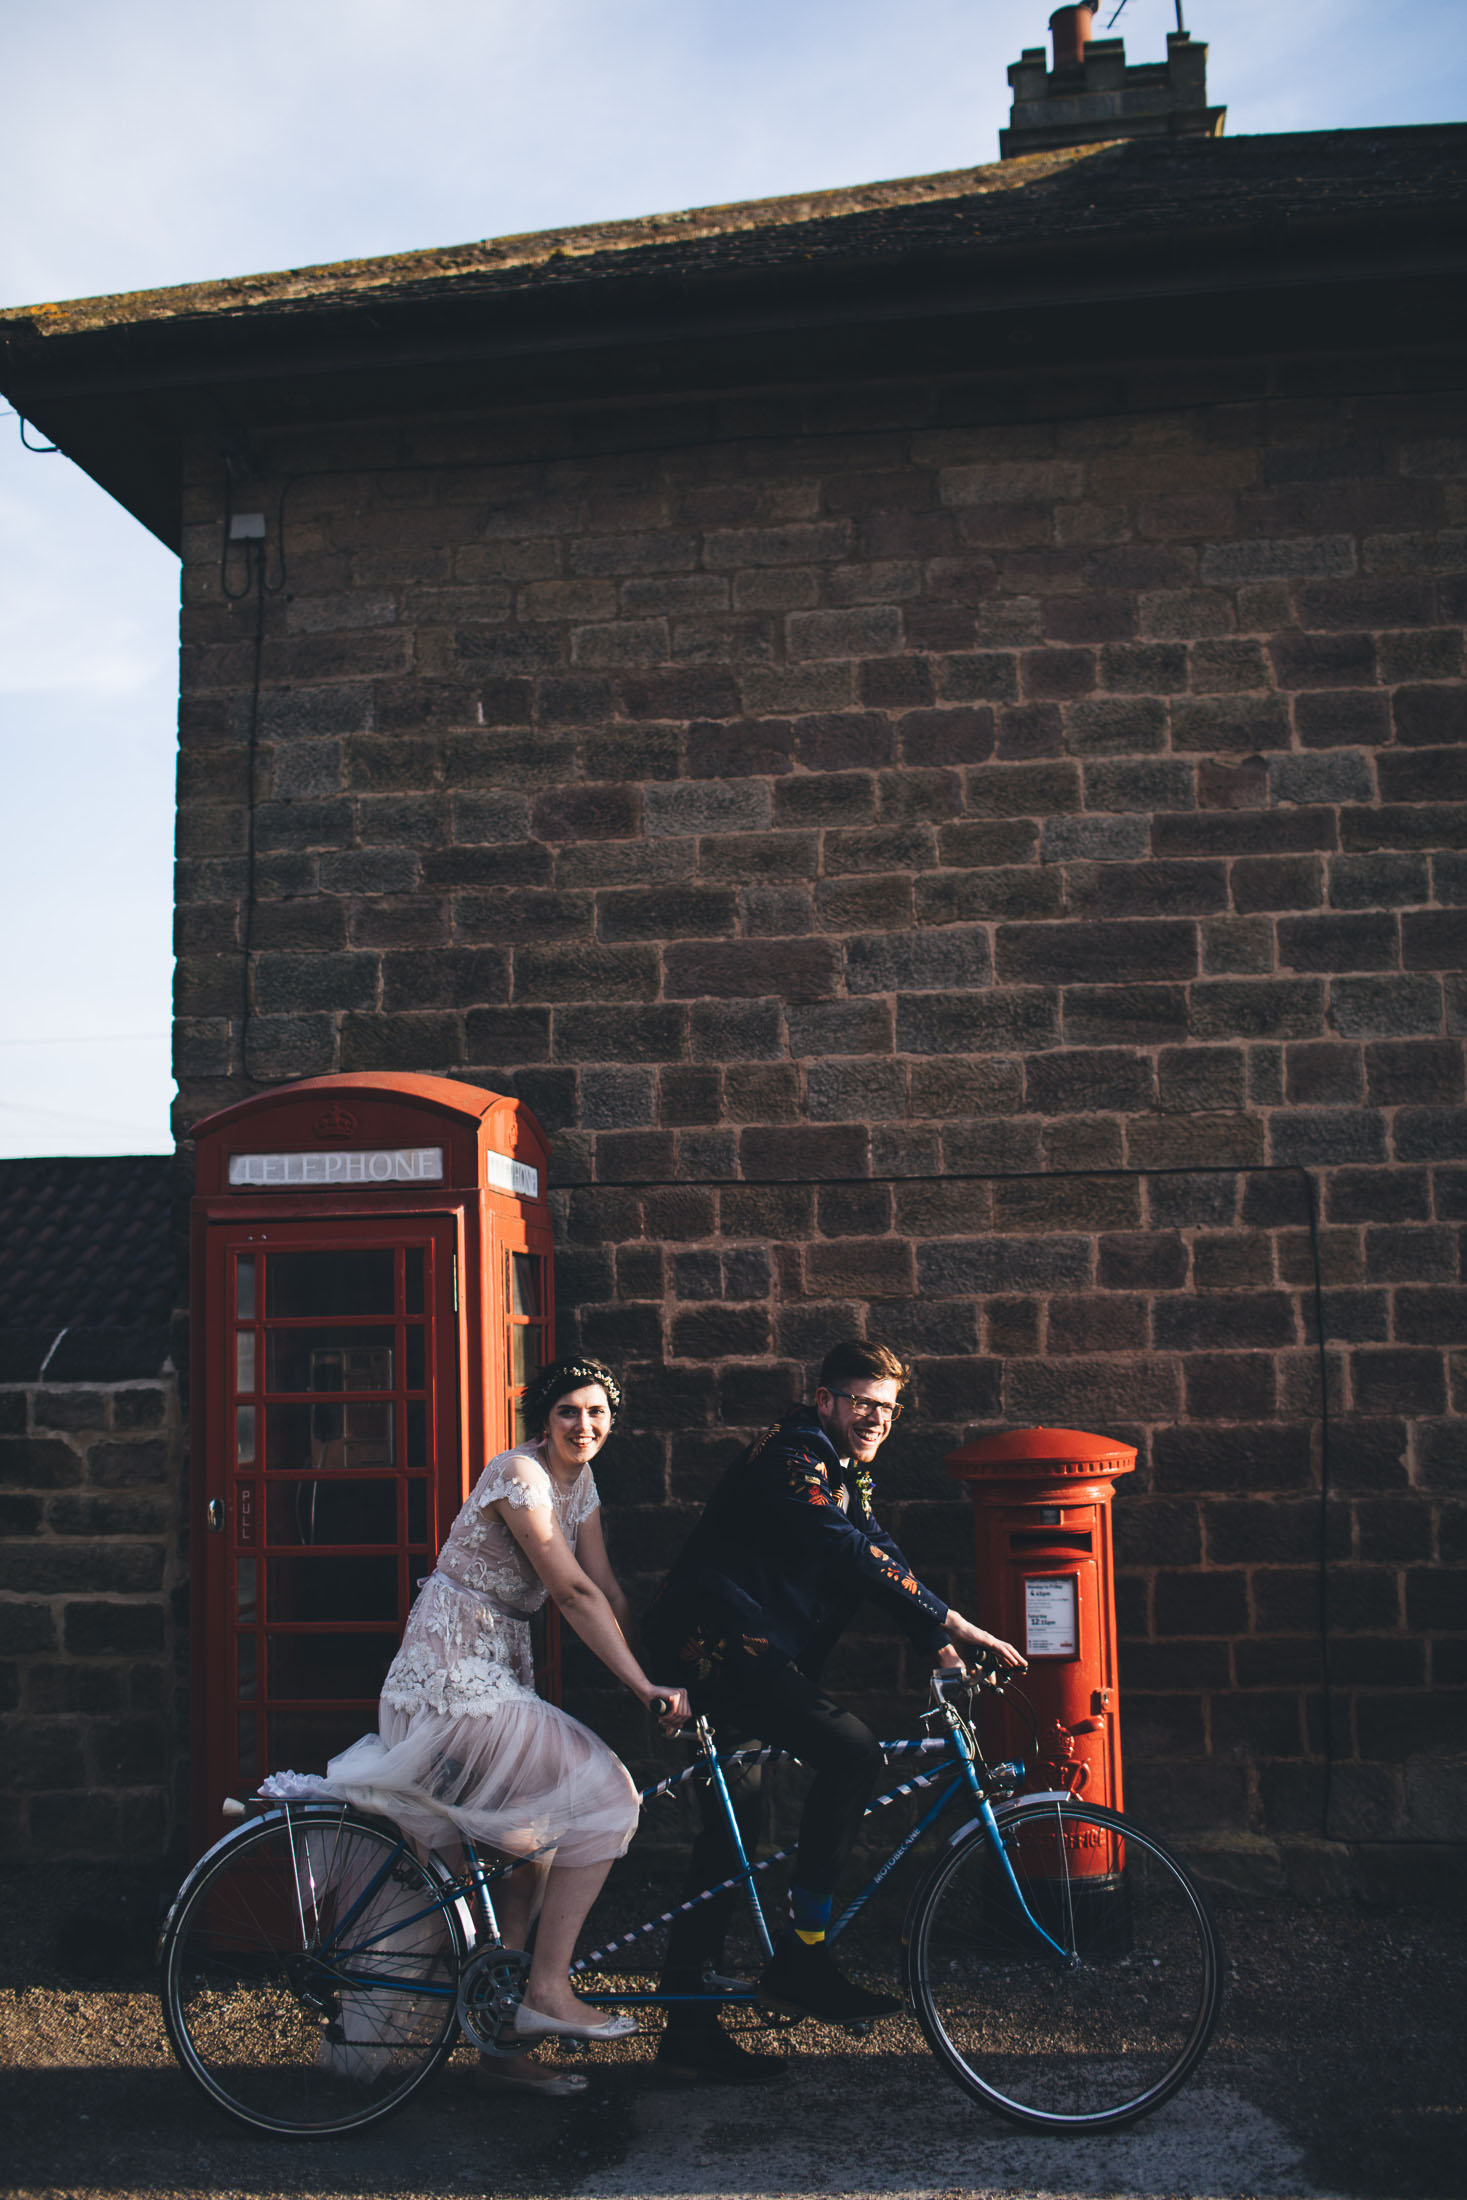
[158,1805,477,1955]
[933,1789,1077,1857]
[159,1807,297,1945]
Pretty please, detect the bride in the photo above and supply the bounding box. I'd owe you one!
[265,1355,688,2095]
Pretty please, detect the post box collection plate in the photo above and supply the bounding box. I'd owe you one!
[1024,1574,1079,1658]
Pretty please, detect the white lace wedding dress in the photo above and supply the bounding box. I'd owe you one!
[259,1444,641,1866]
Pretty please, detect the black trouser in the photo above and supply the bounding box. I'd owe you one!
[660,1658,884,2005]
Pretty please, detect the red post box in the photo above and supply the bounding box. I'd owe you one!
[188,1072,553,1850]
[945,1426,1135,1818]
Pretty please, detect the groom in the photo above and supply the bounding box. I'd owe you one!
[642,1339,1024,2084]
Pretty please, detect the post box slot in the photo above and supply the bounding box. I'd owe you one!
[1010,1528,1093,1551]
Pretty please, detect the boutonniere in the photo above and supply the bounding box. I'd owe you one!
[854,1470,875,1515]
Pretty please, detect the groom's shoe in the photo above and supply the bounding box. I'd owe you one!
[758,1937,901,2026]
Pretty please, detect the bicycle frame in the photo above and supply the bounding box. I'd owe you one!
[569,1678,1070,2007]
[242,1676,1070,2011]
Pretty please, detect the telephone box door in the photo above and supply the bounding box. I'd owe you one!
[198,1213,462,1824]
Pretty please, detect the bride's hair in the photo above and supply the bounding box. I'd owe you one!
[520,1355,623,1435]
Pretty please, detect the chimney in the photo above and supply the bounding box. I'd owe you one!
[1049,5,1096,70]
[999,10,1225,160]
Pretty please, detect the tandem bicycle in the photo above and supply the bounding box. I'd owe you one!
[158,1666,1222,2138]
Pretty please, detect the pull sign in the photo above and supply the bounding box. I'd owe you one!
[1024,1575,1079,1658]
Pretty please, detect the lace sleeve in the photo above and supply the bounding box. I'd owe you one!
[565,1469,601,1535]
[469,1448,553,1514]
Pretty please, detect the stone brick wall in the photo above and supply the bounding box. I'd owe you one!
[0,1379,186,1860]
[173,362,1466,1881]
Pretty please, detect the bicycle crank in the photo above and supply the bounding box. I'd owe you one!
[455,1945,532,2055]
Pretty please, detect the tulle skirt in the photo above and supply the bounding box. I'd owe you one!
[309,1695,641,1867]
[257,1581,640,1868]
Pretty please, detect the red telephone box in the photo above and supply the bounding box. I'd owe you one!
[945,1426,1135,1817]
[188,1072,553,1849]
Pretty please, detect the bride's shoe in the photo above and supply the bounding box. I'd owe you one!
[513,2001,639,2041]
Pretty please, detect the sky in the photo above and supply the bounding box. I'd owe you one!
[0,0,1462,1159]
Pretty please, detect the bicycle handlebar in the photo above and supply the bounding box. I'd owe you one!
[933,1651,1011,1698]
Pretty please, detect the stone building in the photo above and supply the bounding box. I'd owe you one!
[0,1160,183,1858]
[1,23,1464,1894]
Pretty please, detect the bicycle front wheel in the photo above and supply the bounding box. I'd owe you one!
[906,1799,1221,2132]
[160,1807,467,2136]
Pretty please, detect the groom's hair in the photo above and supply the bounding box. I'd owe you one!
[817,1340,911,1393]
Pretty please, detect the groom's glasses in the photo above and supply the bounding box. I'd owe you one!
[827,1389,902,1424]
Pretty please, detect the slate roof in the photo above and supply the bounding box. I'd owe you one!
[2,123,1461,553]
[0,1157,177,1383]
[1,128,1463,343]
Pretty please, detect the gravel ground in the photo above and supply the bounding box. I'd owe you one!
[2,1857,1463,2200]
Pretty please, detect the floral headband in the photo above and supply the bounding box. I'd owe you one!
[521,1356,623,1430]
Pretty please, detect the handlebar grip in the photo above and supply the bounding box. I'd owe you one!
[650,1695,672,1718]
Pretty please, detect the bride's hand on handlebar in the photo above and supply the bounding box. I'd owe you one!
[645,1684,691,1729]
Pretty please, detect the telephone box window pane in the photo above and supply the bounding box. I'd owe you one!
[266,1330,394,1396]
[237,1634,257,1702]
[407,1479,428,1544]
[271,1399,397,1474]
[513,1400,530,1449]
[237,1711,258,1790]
[511,1324,541,1387]
[235,1405,257,1466]
[406,1401,427,1470]
[510,1255,541,1319]
[235,1331,256,1395]
[265,1555,399,1622]
[265,1250,396,1318]
[268,1632,399,1701]
[236,1255,256,1321]
[405,1248,424,1315]
[266,1478,399,1547]
[261,1403,311,1473]
[269,1708,375,1775]
[237,1558,257,1623]
[405,1327,426,1392]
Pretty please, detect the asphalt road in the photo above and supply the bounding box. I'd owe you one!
[2,1870,1463,2200]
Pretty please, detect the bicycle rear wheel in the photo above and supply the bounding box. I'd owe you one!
[906,1799,1221,2132]
[160,1807,467,2135]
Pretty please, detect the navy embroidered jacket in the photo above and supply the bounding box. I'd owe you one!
[644,1404,949,1685]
